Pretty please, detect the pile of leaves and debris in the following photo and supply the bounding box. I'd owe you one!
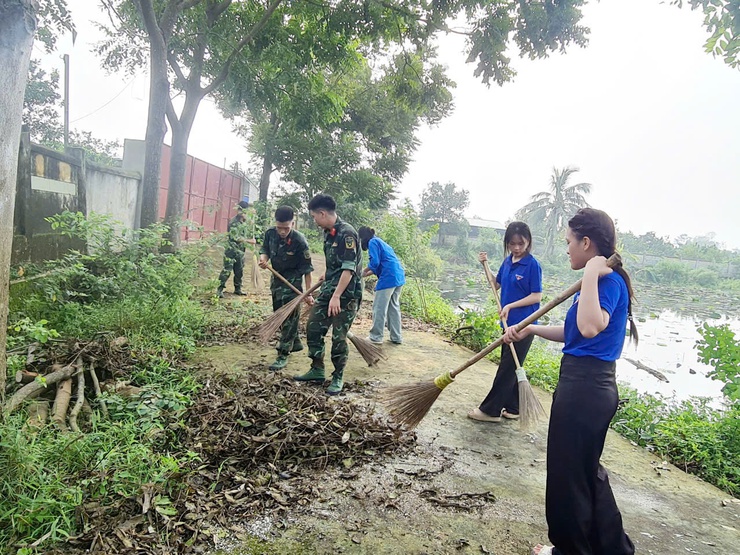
[61,368,415,554]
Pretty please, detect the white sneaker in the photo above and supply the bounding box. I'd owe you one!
[366,336,383,345]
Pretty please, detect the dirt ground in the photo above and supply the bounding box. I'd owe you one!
[200,257,740,554]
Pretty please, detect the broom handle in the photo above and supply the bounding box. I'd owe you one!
[266,265,304,296]
[451,253,621,378]
[481,259,523,370]
[268,266,358,341]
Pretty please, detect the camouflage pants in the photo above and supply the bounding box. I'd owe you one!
[272,278,302,356]
[306,291,360,371]
[218,248,245,291]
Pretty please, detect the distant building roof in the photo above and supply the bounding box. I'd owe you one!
[467,217,505,231]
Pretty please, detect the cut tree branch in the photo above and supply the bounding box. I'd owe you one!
[5,364,78,415]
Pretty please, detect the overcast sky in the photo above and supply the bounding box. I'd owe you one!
[42,0,740,248]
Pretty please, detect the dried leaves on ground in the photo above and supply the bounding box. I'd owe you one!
[62,369,415,554]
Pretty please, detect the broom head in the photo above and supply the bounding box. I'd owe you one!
[380,372,454,428]
[250,254,264,290]
[348,334,387,366]
[257,293,305,344]
[516,367,547,430]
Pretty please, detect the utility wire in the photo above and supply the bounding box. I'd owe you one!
[70,78,135,123]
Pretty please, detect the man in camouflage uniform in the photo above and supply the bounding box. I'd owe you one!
[294,194,362,395]
[217,200,256,298]
[259,206,314,371]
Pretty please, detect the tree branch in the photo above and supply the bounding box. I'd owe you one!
[202,0,283,96]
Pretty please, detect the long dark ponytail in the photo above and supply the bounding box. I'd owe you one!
[568,208,638,345]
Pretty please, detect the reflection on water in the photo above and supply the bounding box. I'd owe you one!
[438,268,740,405]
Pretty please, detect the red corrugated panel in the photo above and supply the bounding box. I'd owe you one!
[191,159,208,196]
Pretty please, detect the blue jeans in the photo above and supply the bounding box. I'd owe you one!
[368,286,402,343]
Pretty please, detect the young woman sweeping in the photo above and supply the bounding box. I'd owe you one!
[504,208,638,555]
[468,221,542,423]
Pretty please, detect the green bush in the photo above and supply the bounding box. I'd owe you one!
[10,212,205,357]
[376,201,442,279]
[696,323,740,400]
[452,301,502,359]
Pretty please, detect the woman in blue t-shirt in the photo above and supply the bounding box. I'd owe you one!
[468,221,542,422]
[505,208,638,555]
[359,227,406,345]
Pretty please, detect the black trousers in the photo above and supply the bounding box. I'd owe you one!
[479,334,534,417]
[547,355,634,555]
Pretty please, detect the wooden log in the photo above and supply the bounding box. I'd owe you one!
[624,357,669,383]
[15,370,38,384]
[4,364,77,414]
[51,378,73,432]
[26,400,49,429]
[69,362,86,433]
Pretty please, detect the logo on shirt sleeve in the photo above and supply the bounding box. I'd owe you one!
[345,236,356,251]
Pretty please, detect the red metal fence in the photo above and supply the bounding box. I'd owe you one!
[158,145,244,241]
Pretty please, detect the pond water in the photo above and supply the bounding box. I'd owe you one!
[438,267,740,406]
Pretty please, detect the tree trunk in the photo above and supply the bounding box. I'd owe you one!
[259,113,278,202]
[0,0,36,405]
[134,0,176,230]
[164,92,201,249]
[138,36,170,229]
[259,146,272,203]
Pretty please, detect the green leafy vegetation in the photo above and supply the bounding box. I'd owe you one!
[1,213,262,551]
[696,323,740,400]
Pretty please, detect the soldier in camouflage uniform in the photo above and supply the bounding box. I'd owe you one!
[294,194,362,395]
[217,200,256,298]
[259,206,314,371]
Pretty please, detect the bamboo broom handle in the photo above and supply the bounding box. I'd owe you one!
[267,265,358,340]
[450,253,621,379]
[266,265,303,295]
[481,259,523,369]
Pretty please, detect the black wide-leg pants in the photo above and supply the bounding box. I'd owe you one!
[547,354,635,555]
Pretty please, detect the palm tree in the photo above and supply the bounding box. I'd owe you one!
[516,166,591,258]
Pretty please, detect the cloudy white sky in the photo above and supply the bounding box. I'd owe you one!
[42,0,740,248]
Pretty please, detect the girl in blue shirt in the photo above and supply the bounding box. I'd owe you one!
[468,221,542,422]
[505,208,638,555]
[358,227,406,345]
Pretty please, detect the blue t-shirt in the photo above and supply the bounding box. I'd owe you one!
[496,253,542,326]
[367,237,406,291]
[563,272,629,361]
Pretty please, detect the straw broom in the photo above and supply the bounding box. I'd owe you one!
[347,330,387,366]
[481,259,546,429]
[258,280,322,345]
[382,254,621,429]
[250,252,264,290]
[264,266,386,366]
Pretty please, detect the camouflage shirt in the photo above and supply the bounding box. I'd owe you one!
[260,228,313,282]
[322,217,362,300]
[226,210,258,252]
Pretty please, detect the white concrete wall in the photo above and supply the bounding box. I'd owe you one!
[86,164,140,230]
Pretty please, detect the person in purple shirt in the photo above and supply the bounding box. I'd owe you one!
[468,221,542,422]
[358,227,406,345]
[505,208,639,555]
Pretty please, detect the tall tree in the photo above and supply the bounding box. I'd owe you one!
[420,182,470,245]
[516,166,591,258]
[1,0,73,401]
[100,0,282,246]
[223,48,454,205]
[0,0,37,401]
[100,0,591,247]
